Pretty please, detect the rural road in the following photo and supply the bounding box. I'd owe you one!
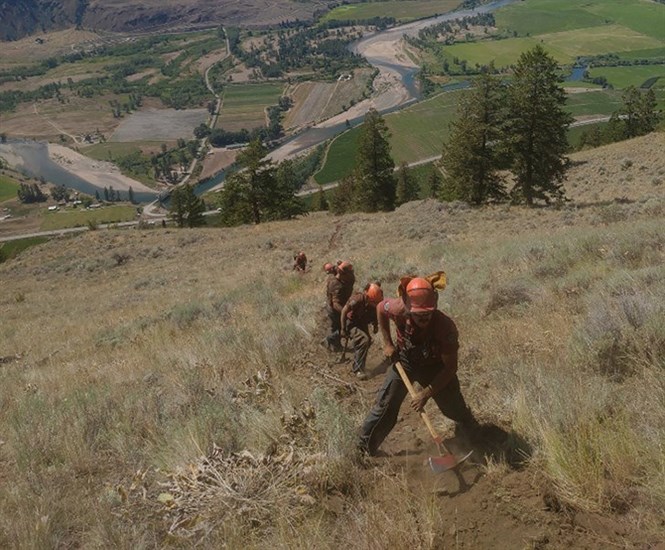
[1,114,611,242]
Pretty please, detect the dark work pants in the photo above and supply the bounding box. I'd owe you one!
[358,363,475,456]
[326,305,342,348]
[349,325,371,373]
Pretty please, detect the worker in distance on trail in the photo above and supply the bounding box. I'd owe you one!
[358,276,480,456]
[323,261,355,352]
[293,251,308,273]
[340,282,384,380]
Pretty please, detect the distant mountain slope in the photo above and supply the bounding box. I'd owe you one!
[0,0,331,41]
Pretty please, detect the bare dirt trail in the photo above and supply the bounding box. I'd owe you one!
[307,338,652,550]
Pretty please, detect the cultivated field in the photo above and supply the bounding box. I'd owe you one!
[82,141,174,162]
[40,205,137,230]
[315,89,463,184]
[1,95,122,142]
[216,83,285,132]
[110,109,208,142]
[442,25,663,68]
[321,0,460,22]
[0,174,20,203]
[587,65,665,90]
[496,0,665,40]
[565,90,623,118]
[0,133,663,548]
[283,69,374,131]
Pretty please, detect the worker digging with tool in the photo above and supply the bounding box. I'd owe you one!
[340,282,384,380]
[358,275,481,456]
[322,261,355,352]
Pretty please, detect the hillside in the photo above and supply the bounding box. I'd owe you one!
[0,0,331,41]
[1,133,664,547]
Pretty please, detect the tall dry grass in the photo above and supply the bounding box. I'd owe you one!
[1,136,665,546]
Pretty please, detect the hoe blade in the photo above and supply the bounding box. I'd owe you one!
[427,450,473,473]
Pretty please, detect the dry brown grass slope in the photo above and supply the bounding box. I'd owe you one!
[1,133,664,548]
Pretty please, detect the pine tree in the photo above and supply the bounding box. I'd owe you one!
[505,45,573,206]
[329,176,356,215]
[440,72,506,204]
[395,162,419,205]
[217,173,254,226]
[427,166,442,199]
[620,86,660,138]
[169,185,206,227]
[271,160,306,220]
[311,185,329,211]
[217,139,305,226]
[352,108,396,212]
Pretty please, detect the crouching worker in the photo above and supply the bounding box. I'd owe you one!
[358,276,480,456]
[340,282,384,380]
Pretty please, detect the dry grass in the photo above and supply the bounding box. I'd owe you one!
[1,133,664,546]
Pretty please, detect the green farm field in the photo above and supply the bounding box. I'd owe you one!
[587,65,665,89]
[315,86,633,185]
[315,90,463,184]
[314,128,360,185]
[82,141,173,162]
[495,0,665,40]
[565,90,622,117]
[217,83,285,131]
[321,0,460,23]
[40,205,137,231]
[386,89,463,163]
[0,174,20,203]
[442,25,663,68]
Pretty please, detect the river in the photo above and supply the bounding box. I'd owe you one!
[2,0,517,200]
[0,139,158,203]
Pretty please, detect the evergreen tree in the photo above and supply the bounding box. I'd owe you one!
[17,183,47,203]
[217,172,254,226]
[311,185,329,211]
[427,166,442,199]
[395,162,419,205]
[440,72,506,204]
[216,139,305,226]
[620,86,660,138]
[169,185,206,227]
[352,108,396,212]
[51,184,70,202]
[329,176,356,215]
[271,160,306,220]
[505,45,573,205]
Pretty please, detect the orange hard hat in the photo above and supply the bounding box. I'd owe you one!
[365,283,384,305]
[323,262,335,273]
[405,277,437,312]
[338,261,353,273]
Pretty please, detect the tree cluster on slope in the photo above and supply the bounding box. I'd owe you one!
[216,139,306,226]
[169,185,206,228]
[330,108,396,214]
[578,86,660,150]
[441,45,574,206]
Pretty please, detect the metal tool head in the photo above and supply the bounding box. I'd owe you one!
[427,450,474,473]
